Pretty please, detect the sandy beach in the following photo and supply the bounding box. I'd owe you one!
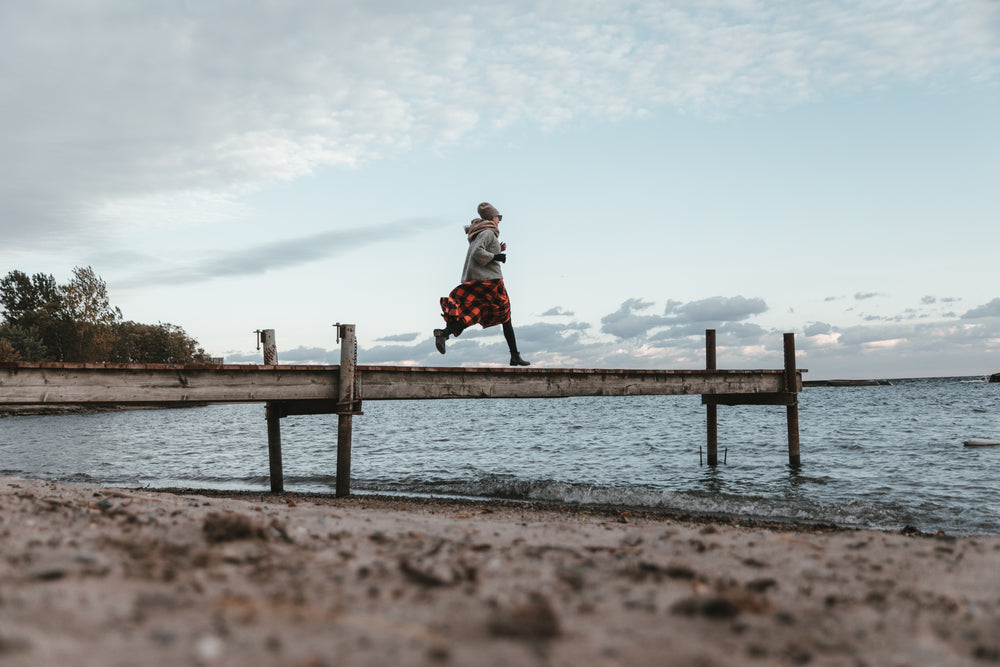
[1,476,998,666]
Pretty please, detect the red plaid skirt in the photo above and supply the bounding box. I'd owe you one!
[440,280,511,332]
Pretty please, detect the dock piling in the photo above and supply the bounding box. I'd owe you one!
[335,324,357,497]
[261,328,284,492]
[705,329,718,467]
[261,329,276,365]
[784,333,801,468]
[265,403,284,493]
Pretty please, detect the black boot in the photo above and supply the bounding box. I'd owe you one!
[509,352,530,366]
[433,329,447,354]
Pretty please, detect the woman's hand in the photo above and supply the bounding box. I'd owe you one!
[500,242,507,251]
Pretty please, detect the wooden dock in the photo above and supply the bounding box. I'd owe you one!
[0,328,805,495]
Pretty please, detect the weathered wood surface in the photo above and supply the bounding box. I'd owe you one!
[0,362,803,405]
[0,363,337,404]
[358,366,800,399]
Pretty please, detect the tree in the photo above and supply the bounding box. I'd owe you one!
[0,270,66,360]
[61,266,121,327]
[0,323,47,361]
[60,266,122,362]
[0,337,19,362]
[0,270,60,322]
[1,267,211,364]
[109,321,211,364]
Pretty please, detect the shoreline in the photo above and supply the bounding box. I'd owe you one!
[149,487,880,535]
[2,475,998,665]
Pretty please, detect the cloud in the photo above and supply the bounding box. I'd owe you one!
[222,351,262,363]
[921,296,936,305]
[516,321,591,344]
[600,298,668,339]
[804,321,833,336]
[961,298,1000,319]
[114,217,444,287]
[376,332,421,343]
[237,295,1000,378]
[649,320,770,346]
[362,339,440,366]
[541,306,575,317]
[665,295,768,323]
[854,292,880,301]
[3,1,995,249]
[718,322,770,340]
[824,318,1000,355]
[600,295,772,350]
[276,346,338,364]
[648,323,710,342]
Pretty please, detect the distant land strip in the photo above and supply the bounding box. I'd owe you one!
[803,379,891,387]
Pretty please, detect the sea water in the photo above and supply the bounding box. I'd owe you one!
[2,377,998,535]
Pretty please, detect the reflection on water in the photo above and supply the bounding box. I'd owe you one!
[1,377,998,534]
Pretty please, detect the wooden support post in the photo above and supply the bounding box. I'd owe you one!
[261,329,277,365]
[336,324,357,497]
[261,328,283,492]
[337,414,353,496]
[265,403,284,493]
[784,333,801,468]
[705,329,718,466]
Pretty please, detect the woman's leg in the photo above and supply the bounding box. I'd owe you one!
[503,320,530,366]
[502,320,518,354]
[434,319,466,354]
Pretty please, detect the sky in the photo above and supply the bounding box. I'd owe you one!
[2,0,998,380]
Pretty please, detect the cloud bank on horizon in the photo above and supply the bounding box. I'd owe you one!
[1,1,998,378]
[222,293,1000,381]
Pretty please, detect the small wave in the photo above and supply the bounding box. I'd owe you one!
[353,474,916,531]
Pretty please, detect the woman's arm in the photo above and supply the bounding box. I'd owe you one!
[471,231,501,266]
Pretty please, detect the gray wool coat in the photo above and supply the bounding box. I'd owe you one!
[461,229,504,282]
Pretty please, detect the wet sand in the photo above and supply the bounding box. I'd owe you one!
[1,475,998,666]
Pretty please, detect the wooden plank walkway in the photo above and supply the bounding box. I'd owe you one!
[0,328,805,495]
[0,363,798,404]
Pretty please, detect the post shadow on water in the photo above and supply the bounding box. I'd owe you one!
[696,444,729,495]
[695,443,809,496]
[786,462,810,486]
[697,465,726,495]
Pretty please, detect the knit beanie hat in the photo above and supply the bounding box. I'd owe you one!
[477,202,501,220]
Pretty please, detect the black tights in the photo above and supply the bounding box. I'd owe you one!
[502,320,519,355]
[445,319,519,354]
